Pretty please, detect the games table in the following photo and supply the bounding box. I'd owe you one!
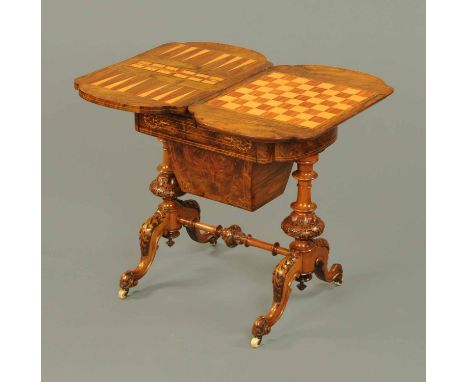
[74,42,392,347]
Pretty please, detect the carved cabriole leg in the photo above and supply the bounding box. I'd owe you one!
[118,138,184,299]
[119,210,169,299]
[251,254,302,347]
[250,154,343,347]
[313,238,343,285]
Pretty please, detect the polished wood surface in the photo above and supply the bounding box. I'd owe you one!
[74,41,393,347]
[191,65,393,141]
[168,142,292,211]
[74,42,271,113]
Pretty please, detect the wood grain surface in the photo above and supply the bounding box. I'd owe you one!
[190,65,393,142]
[74,42,271,113]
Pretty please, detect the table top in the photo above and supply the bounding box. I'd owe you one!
[74,42,271,113]
[75,41,392,142]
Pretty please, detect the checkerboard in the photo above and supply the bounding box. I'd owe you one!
[207,72,377,129]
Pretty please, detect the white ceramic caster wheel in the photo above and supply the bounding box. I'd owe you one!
[118,289,129,300]
[333,278,343,286]
[250,337,262,348]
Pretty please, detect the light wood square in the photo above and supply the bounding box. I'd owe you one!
[316,82,335,89]
[265,100,282,107]
[342,88,360,95]
[236,87,253,94]
[285,98,303,106]
[291,106,308,112]
[312,104,329,111]
[334,103,352,110]
[222,103,240,110]
[348,95,366,102]
[270,107,288,114]
[292,77,310,84]
[317,111,335,119]
[295,113,313,120]
[244,101,261,108]
[300,120,320,128]
[273,114,293,122]
[247,108,265,116]
[268,72,286,79]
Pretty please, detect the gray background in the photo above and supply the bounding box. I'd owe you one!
[43,0,425,381]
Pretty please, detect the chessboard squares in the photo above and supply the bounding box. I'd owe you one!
[269,107,288,114]
[271,79,289,86]
[296,83,314,91]
[252,79,270,86]
[268,72,287,79]
[264,99,283,107]
[245,108,266,116]
[284,98,303,106]
[281,91,299,98]
[275,84,295,91]
[256,86,275,93]
[290,105,308,113]
[321,89,341,96]
[328,95,346,103]
[205,70,376,131]
[258,92,279,100]
[244,101,262,108]
[211,101,236,110]
[239,94,258,101]
[236,87,254,95]
[302,90,320,98]
[217,95,237,103]
[291,76,310,84]
[333,103,353,111]
[294,113,315,121]
[316,82,336,90]
[341,87,361,95]
[273,114,292,122]
[347,94,367,102]
[316,111,336,119]
[311,104,329,112]
[300,120,321,128]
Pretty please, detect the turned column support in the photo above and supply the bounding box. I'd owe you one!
[281,154,326,274]
[250,154,343,347]
[149,139,185,246]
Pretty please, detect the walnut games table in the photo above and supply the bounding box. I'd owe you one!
[74,41,393,347]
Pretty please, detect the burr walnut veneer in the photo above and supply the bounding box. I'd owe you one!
[74,41,393,347]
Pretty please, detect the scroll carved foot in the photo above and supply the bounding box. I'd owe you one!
[251,254,302,347]
[118,209,169,299]
[313,238,343,285]
[177,200,218,245]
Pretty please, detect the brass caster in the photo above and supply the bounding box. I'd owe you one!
[166,238,175,247]
[333,276,343,286]
[250,337,262,348]
[118,289,129,299]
